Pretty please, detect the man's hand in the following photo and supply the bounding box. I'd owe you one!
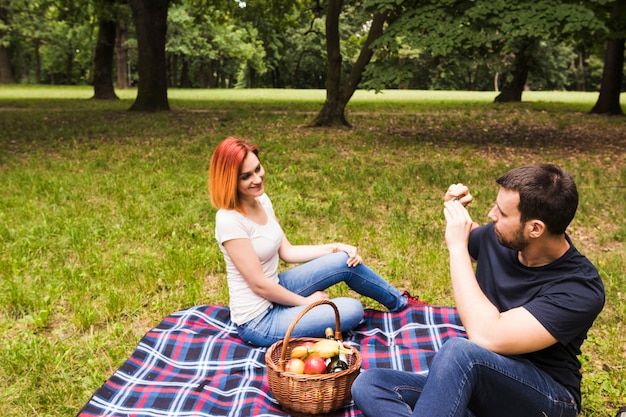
[444,199,474,254]
[445,183,473,206]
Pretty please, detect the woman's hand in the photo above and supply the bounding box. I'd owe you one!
[305,291,330,304]
[277,239,363,267]
[336,243,363,267]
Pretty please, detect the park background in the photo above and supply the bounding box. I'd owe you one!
[1,86,625,417]
[1,0,626,416]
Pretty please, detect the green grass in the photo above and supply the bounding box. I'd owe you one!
[0,85,624,416]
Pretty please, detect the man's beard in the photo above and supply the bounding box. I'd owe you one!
[496,224,529,252]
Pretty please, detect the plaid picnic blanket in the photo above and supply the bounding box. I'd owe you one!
[78,304,465,417]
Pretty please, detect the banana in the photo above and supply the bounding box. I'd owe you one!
[311,340,340,359]
[311,339,351,359]
[290,345,310,359]
[334,341,353,356]
[290,339,354,361]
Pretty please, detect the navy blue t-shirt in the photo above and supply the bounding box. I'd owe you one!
[468,223,605,409]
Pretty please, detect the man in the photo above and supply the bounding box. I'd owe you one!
[352,164,605,417]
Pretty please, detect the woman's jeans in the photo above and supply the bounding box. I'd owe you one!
[352,338,579,417]
[237,252,406,347]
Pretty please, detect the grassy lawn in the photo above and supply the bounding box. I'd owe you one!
[0,85,624,416]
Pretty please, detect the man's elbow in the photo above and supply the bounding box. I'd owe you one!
[466,333,510,355]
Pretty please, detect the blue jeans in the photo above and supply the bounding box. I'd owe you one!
[352,338,579,417]
[237,252,407,347]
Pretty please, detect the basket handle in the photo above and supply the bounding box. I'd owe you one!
[278,299,342,370]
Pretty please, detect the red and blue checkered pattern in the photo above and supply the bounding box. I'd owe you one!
[78,304,465,417]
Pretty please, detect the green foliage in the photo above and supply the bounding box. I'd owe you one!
[167,3,211,57]
[279,16,327,88]
[2,0,616,93]
[165,2,267,88]
[364,0,614,91]
[2,0,96,84]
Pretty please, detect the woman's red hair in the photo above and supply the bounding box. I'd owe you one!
[209,137,259,213]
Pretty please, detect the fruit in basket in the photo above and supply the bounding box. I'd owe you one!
[285,358,305,374]
[311,339,352,359]
[290,346,308,359]
[303,356,327,374]
[311,340,339,358]
[291,339,353,362]
[290,341,315,359]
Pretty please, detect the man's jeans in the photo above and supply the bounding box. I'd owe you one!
[237,252,406,347]
[352,338,578,417]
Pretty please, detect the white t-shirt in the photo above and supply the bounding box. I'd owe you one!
[215,193,285,325]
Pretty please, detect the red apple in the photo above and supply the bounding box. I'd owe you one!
[285,358,305,374]
[303,356,327,375]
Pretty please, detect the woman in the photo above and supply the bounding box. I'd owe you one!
[209,136,425,347]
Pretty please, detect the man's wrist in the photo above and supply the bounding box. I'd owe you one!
[448,247,469,259]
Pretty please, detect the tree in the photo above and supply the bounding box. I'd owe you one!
[494,39,537,103]
[311,0,390,127]
[491,1,606,103]
[0,4,16,83]
[53,0,93,84]
[128,0,170,112]
[362,0,608,102]
[166,2,267,89]
[1,0,54,84]
[590,0,625,115]
[0,44,12,83]
[115,7,132,89]
[231,0,309,88]
[92,0,119,99]
[283,14,327,88]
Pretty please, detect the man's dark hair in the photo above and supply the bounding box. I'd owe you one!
[496,164,578,235]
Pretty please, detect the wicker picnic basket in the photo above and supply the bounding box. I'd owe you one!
[265,300,362,415]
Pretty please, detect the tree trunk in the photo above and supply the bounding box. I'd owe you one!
[199,62,208,88]
[208,60,218,88]
[0,5,15,84]
[590,36,625,115]
[494,50,530,103]
[471,64,480,91]
[116,18,130,88]
[34,39,41,84]
[576,51,586,92]
[311,1,388,127]
[66,44,74,84]
[128,0,170,112]
[249,67,256,88]
[342,12,387,102]
[397,57,408,89]
[180,58,192,88]
[273,67,282,88]
[92,9,119,100]
[0,45,14,84]
[590,1,625,115]
[311,0,346,127]
[170,54,178,87]
[292,49,305,88]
